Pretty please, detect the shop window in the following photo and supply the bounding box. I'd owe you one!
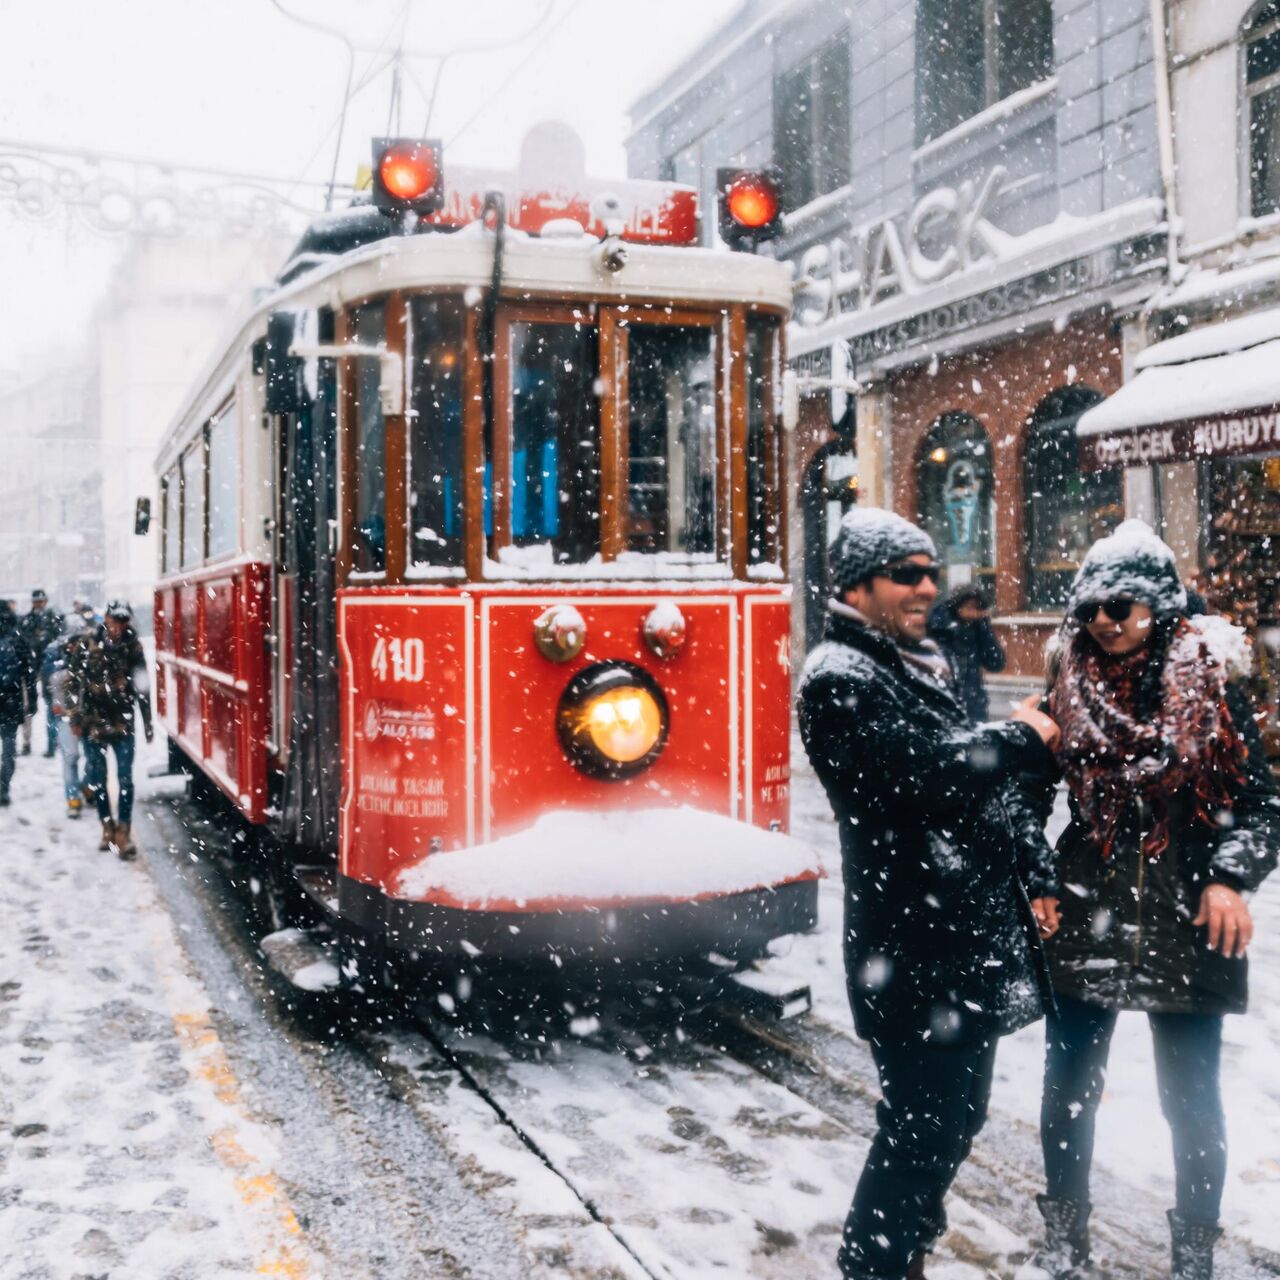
[915,0,1054,144]
[1024,387,1123,610]
[746,316,782,567]
[626,324,718,557]
[206,401,238,560]
[916,412,995,595]
[1246,0,1280,218]
[407,296,465,570]
[509,319,600,564]
[351,302,386,575]
[774,35,852,212]
[1200,454,1280,756]
[179,443,205,570]
[162,470,180,575]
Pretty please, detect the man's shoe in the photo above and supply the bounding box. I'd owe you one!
[20,743,30,756]
[0,789,9,808]
[67,796,82,819]
[906,1250,928,1278]
[114,823,137,861]
[98,820,114,851]
[43,748,56,758]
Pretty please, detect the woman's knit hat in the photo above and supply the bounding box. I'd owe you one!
[1066,519,1188,618]
[828,507,937,595]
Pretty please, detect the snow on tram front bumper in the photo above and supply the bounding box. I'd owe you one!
[343,809,823,963]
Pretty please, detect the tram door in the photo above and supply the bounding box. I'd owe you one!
[273,315,342,856]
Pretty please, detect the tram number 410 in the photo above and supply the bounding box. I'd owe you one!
[371,635,426,683]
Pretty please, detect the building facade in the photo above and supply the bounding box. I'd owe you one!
[628,0,1172,678]
[0,361,103,609]
[1075,0,1280,751]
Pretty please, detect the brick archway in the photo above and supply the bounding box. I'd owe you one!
[890,313,1123,617]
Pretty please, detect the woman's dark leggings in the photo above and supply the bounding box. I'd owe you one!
[1041,993,1226,1224]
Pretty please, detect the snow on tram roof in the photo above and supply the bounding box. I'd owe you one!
[155,225,792,467]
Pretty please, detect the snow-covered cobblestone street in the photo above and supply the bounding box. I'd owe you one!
[0,757,261,1277]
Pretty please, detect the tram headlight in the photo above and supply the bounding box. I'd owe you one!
[557,662,668,780]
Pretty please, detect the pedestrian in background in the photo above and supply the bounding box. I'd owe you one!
[65,600,153,858]
[798,507,1061,1280]
[1019,521,1280,1280]
[926,583,1006,723]
[46,614,88,819]
[0,601,36,807]
[19,588,64,757]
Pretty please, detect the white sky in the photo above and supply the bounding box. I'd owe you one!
[0,0,739,379]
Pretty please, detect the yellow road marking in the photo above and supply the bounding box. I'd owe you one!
[142,909,318,1277]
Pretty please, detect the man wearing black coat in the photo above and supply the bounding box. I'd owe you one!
[0,600,36,806]
[798,507,1061,1280]
[926,584,1006,723]
[18,588,65,756]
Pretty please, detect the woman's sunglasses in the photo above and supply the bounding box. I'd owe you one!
[1073,598,1136,625]
[877,563,942,588]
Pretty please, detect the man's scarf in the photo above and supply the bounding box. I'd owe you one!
[1048,619,1246,859]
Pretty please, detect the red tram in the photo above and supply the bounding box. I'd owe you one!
[152,134,819,966]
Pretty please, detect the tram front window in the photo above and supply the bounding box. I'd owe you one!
[626,325,717,557]
[352,302,386,574]
[408,295,464,570]
[509,320,600,564]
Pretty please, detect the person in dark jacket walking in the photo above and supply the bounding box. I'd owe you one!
[926,584,1006,723]
[65,600,153,858]
[18,588,64,757]
[798,507,1062,1280]
[1018,521,1280,1280]
[0,600,36,806]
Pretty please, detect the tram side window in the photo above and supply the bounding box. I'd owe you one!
[408,296,464,570]
[162,471,180,574]
[509,320,600,564]
[746,317,781,567]
[206,402,238,559]
[351,302,386,574]
[626,325,717,557]
[180,443,205,569]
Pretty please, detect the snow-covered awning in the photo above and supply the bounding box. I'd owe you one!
[1077,307,1280,469]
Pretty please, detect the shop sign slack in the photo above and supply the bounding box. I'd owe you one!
[791,166,1164,364]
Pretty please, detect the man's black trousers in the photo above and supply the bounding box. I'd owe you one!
[838,1033,997,1279]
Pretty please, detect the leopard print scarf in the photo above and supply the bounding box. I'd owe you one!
[1049,619,1246,859]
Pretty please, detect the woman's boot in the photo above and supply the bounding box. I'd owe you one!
[98,819,114,851]
[1168,1211,1220,1280]
[114,823,136,861]
[1016,1195,1104,1278]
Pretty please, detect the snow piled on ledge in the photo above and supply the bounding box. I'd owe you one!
[391,808,823,909]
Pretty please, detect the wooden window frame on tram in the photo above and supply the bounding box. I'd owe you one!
[335,290,787,587]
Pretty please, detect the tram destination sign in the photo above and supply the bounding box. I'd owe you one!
[1080,407,1280,471]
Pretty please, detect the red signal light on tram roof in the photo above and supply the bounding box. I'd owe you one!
[716,167,784,251]
[372,138,444,217]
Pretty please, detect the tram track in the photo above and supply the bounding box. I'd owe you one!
[142,788,1280,1278]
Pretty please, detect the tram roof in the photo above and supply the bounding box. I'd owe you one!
[156,223,793,468]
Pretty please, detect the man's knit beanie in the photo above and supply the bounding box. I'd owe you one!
[1066,519,1187,618]
[828,507,937,595]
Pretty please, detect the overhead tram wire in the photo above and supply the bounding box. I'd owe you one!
[446,0,587,148]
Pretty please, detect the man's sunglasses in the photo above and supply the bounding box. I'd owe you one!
[875,563,941,588]
[1073,597,1136,625]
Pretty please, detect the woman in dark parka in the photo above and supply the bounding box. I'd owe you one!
[1019,522,1280,1280]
